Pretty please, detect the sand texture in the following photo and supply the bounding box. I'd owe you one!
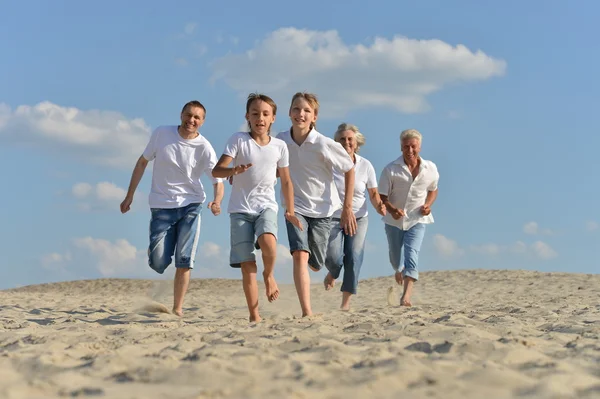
[1,269,599,399]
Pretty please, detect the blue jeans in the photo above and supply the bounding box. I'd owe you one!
[325,216,368,294]
[148,203,202,274]
[384,223,426,281]
[285,214,332,271]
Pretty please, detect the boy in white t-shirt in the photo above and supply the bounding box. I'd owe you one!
[276,92,356,317]
[213,93,302,323]
[120,100,224,317]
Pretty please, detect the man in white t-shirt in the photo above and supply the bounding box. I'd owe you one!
[379,129,439,307]
[213,93,301,323]
[120,100,224,317]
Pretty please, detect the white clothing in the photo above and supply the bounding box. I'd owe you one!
[142,125,222,209]
[222,132,289,214]
[277,128,354,218]
[332,154,378,219]
[378,156,439,230]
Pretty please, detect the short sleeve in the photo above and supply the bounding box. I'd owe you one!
[277,142,289,168]
[378,165,392,196]
[366,161,377,189]
[204,143,224,184]
[324,139,354,174]
[222,133,240,159]
[427,163,439,191]
[142,128,160,161]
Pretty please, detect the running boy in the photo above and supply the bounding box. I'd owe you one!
[276,92,357,317]
[212,93,302,323]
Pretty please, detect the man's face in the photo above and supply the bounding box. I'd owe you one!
[401,137,421,162]
[180,106,205,134]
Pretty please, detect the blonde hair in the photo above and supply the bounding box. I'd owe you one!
[334,123,366,153]
[290,92,320,130]
[400,129,422,143]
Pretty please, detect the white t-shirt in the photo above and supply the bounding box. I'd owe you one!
[378,156,439,230]
[276,128,354,218]
[222,132,289,214]
[142,125,222,209]
[332,154,378,219]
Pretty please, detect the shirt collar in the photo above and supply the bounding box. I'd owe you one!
[393,156,427,169]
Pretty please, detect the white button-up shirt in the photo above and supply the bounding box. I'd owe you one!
[378,156,439,230]
[277,128,354,218]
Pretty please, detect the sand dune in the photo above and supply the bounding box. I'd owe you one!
[1,269,599,398]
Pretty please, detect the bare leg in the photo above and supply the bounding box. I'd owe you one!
[401,276,416,306]
[340,291,352,311]
[258,234,279,302]
[324,272,335,291]
[173,267,191,316]
[241,262,261,322]
[292,250,312,317]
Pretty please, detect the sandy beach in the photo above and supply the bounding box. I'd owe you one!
[1,269,599,399]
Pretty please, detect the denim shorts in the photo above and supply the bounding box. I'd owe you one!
[285,213,332,271]
[148,202,202,274]
[229,208,278,268]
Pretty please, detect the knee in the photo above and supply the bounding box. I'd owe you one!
[292,250,308,262]
[241,262,258,275]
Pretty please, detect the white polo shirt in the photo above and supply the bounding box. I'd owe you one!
[142,125,222,209]
[332,154,378,219]
[277,128,354,218]
[378,156,439,230]
[222,131,289,214]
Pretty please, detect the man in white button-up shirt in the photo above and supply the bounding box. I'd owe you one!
[379,129,439,306]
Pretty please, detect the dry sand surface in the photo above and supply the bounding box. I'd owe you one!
[1,269,599,399]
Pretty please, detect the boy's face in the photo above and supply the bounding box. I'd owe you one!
[246,100,275,135]
[289,98,317,130]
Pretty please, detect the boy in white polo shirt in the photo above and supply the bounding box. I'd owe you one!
[276,92,357,317]
[213,93,302,323]
[120,100,224,317]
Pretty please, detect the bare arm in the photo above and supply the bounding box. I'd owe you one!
[421,189,438,215]
[340,167,357,235]
[208,181,225,216]
[212,154,252,178]
[367,187,386,216]
[380,194,404,219]
[278,167,295,215]
[120,155,149,213]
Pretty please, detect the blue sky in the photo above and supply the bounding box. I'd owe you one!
[1,0,598,289]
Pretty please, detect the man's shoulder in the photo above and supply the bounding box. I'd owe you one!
[421,158,438,171]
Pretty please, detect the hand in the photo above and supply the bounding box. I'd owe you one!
[340,207,357,236]
[285,211,303,231]
[120,196,133,214]
[208,201,221,216]
[391,208,405,220]
[421,204,431,216]
[376,201,387,216]
[232,163,252,176]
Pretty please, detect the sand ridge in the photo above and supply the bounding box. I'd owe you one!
[1,269,599,398]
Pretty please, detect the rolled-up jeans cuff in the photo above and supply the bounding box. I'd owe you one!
[403,268,418,281]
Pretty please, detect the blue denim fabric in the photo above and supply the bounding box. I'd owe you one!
[325,216,369,294]
[148,203,202,274]
[229,208,278,268]
[384,222,426,281]
[285,213,332,271]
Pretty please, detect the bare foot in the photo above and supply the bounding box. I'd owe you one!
[395,271,404,285]
[263,273,279,302]
[400,296,412,307]
[302,310,313,317]
[172,308,183,317]
[249,315,262,323]
[323,273,335,291]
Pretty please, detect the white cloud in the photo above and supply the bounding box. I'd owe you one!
[71,181,136,211]
[531,240,558,260]
[586,221,598,232]
[72,182,93,198]
[210,28,506,116]
[510,241,528,254]
[470,243,501,256]
[523,221,553,236]
[40,252,72,272]
[0,102,151,168]
[175,57,189,67]
[184,23,196,36]
[201,241,223,259]
[74,237,144,277]
[433,234,465,258]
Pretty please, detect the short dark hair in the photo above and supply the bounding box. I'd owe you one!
[181,100,206,116]
[246,93,277,115]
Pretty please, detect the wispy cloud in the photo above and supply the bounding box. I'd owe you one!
[586,220,598,232]
[523,221,553,236]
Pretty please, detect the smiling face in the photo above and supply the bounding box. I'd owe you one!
[180,106,205,135]
[246,99,276,136]
[401,137,421,163]
[338,129,357,156]
[289,97,318,131]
